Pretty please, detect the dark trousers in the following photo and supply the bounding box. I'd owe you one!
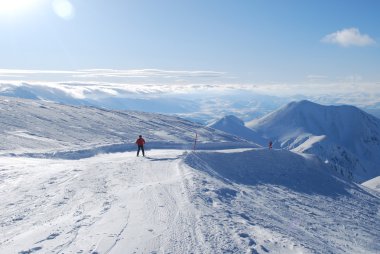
[137,145,145,156]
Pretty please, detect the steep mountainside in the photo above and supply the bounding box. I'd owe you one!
[247,100,380,183]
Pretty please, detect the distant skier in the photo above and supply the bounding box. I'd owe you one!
[269,140,273,149]
[136,135,146,157]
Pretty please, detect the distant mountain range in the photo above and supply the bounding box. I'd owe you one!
[0,82,286,124]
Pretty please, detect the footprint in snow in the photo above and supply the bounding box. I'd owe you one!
[18,246,42,254]
[260,245,269,252]
[46,233,60,240]
[35,233,60,244]
[239,233,250,238]
[12,216,24,222]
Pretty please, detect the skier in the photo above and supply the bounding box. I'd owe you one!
[135,135,146,157]
[269,140,273,149]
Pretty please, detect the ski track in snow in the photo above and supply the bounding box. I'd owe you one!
[1,149,379,254]
[0,150,214,254]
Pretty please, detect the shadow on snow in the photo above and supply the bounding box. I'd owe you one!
[185,149,355,197]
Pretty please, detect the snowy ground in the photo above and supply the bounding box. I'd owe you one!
[1,148,379,254]
[0,96,254,156]
[362,176,380,192]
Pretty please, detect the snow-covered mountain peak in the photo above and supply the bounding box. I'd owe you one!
[248,100,374,136]
[249,100,380,146]
[247,100,380,182]
[209,115,245,127]
[208,115,266,146]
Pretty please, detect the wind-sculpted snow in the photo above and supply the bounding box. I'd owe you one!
[184,149,380,253]
[247,100,380,183]
[0,96,255,156]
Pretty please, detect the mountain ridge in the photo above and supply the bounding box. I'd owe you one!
[247,100,380,182]
[0,96,255,156]
[207,115,266,146]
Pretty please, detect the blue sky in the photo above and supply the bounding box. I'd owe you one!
[0,0,379,84]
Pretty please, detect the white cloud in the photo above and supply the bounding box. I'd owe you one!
[1,81,380,119]
[74,69,225,79]
[1,69,379,109]
[0,68,224,83]
[321,28,375,47]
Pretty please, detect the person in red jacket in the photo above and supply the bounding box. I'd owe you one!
[136,135,146,156]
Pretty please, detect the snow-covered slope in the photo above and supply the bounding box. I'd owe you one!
[362,176,380,192]
[1,96,379,253]
[247,100,380,183]
[0,96,255,156]
[185,149,380,253]
[1,149,379,253]
[207,115,266,146]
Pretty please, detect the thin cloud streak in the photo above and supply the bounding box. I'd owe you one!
[1,79,378,96]
[0,69,82,75]
[0,68,225,82]
[75,69,226,79]
[307,75,329,82]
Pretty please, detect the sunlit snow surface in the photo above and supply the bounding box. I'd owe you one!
[362,176,380,192]
[248,100,380,183]
[0,96,254,156]
[1,149,379,253]
[0,97,379,253]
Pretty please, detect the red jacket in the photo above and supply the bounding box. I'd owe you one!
[136,138,145,146]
